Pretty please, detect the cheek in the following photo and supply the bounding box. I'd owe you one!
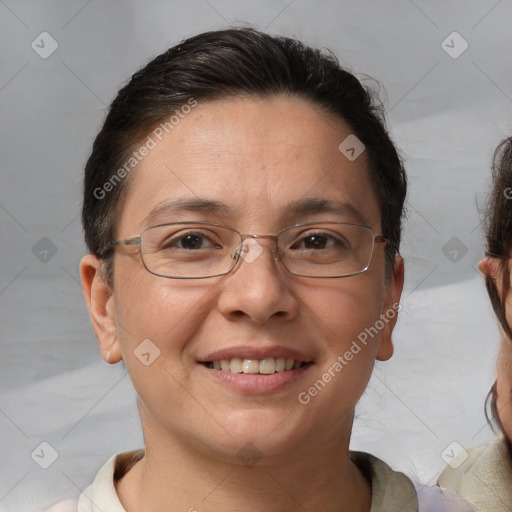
[497,348,512,440]
[113,262,213,360]
[497,375,512,441]
[297,275,388,419]
[310,276,386,342]
[113,275,217,414]
[294,286,386,437]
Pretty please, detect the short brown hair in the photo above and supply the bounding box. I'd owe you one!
[82,28,406,284]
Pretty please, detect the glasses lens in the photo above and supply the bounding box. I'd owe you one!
[279,223,376,277]
[140,223,240,278]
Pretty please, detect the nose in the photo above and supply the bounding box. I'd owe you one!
[217,237,299,325]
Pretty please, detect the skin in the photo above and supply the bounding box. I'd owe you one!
[80,95,404,512]
[479,256,512,443]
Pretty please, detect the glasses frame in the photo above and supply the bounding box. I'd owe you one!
[110,221,389,279]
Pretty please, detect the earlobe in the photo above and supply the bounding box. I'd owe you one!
[79,254,123,364]
[478,256,506,298]
[376,254,404,362]
[478,256,498,279]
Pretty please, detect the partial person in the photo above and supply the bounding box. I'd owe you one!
[76,28,475,511]
[438,137,512,511]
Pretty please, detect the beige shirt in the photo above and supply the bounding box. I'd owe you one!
[437,437,512,512]
[77,450,419,512]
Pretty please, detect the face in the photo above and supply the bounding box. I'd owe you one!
[479,256,512,442]
[81,95,403,464]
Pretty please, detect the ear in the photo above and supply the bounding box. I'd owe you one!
[478,256,504,294]
[376,254,404,361]
[478,255,499,278]
[79,254,123,364]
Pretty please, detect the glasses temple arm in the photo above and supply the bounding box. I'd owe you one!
[110,237,141,247]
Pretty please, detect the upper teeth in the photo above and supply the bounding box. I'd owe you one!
[209,357,303,374]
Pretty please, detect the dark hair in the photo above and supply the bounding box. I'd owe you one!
[82,27,406,283]
[485,382,512,459]
[482,136,512,454]
[483,137,512,336]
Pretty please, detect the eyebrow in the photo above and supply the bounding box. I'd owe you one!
[142,197,368,228]
[284,197,368,225]
[142,198,231,227]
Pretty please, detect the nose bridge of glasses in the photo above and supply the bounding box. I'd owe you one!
[237,233,281,261]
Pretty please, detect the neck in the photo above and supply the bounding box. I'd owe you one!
[116,424,371,512]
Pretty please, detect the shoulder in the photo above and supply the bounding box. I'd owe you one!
[350,451,418,512]
[350,451,478,512]
[77,450,144,512]
[416,485,479,512]
[437,437,512,512]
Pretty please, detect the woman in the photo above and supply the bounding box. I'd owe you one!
[77,27,474,511]
[438,137,512,511]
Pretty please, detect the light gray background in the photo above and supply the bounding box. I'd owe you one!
[1,1,511,510]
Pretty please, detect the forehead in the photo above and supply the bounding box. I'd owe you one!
[118,95,381,233]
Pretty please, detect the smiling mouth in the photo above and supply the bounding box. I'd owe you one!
[202,357,312,375]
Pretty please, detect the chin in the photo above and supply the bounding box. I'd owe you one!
[194,409,314,464]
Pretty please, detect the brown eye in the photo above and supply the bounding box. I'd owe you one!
[178,233,206,250]
[300,234,329,249]
[290,231,349,251]
[159,230,220,251]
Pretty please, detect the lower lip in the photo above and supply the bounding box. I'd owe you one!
[199,363,313,394]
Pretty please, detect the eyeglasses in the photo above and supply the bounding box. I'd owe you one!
[110,221,389,279]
